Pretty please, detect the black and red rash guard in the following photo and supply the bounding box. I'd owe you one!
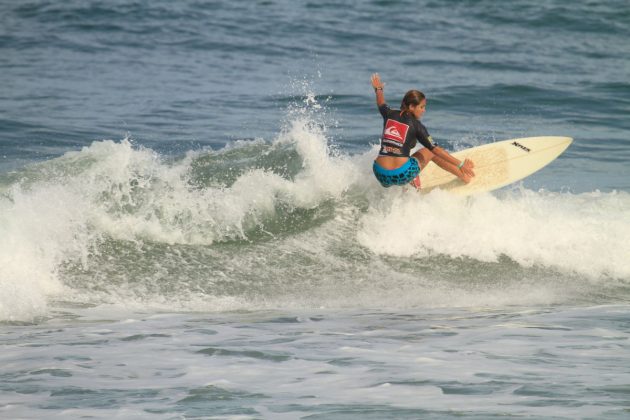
[378,103,437,157]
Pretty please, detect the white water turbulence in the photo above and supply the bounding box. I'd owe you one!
[0,104,360,321]
[1,101,630,323]
[357,188,630,280]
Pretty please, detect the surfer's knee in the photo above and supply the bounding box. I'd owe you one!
[413,148,434,167]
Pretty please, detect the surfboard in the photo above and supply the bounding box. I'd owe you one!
[419,136,573,195]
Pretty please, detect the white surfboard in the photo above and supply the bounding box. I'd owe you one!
[420,136,573,195]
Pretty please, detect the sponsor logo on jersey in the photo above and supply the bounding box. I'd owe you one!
[380,145,402,155]
[382,119,409,145]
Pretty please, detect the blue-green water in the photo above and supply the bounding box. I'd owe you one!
[1,0,629,418]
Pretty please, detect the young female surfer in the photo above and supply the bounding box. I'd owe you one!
[370,73,475,188]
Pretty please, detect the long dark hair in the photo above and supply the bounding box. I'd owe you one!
[400,90,426,115]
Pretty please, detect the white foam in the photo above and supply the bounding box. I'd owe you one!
[0,181,93,321]
[357,186,630,280]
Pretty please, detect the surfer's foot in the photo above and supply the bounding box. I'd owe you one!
[410,175,421,189]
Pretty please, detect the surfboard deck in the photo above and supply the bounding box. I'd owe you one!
[420,136,573,195]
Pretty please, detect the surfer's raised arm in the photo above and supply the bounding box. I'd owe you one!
[370,73,475,188]
[371,73,385,107]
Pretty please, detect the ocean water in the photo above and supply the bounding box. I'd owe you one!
[1,0,630,418]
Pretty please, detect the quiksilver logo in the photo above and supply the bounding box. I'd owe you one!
[384,126,402,139]
[512,141,531,152]
[383,119,409,144]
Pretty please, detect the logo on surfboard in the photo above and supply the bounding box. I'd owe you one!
[383,119,409,145]
[511,141,531,152]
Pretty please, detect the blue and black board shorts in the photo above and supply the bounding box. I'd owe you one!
[372,158,420,188]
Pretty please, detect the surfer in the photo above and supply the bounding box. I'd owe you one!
[370,73,475,189]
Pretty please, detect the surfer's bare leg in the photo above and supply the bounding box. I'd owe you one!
[412,148,434,169]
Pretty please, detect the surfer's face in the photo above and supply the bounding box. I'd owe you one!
[410,99,427,119]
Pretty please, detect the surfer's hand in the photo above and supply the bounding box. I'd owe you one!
[371,73,384,90]
[461,159,475,178]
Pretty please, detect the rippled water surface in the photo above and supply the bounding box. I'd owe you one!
[1,0,629,418]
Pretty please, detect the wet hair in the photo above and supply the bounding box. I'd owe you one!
[400,90,426,115]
